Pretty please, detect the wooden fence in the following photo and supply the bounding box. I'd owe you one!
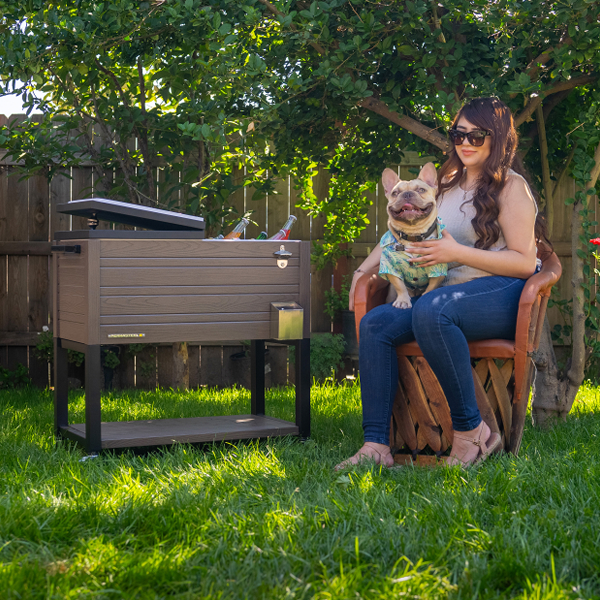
[0,113,581,389]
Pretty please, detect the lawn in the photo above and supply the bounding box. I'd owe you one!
[1,381,599,600]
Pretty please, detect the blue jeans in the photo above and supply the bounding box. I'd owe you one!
[359,275,526,443]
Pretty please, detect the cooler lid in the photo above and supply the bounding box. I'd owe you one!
[56,198,205,231]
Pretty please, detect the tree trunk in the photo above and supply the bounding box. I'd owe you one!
[530,317,580,427]
[172,342,189,390]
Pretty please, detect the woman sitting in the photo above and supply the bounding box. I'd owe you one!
[337,96,551,469]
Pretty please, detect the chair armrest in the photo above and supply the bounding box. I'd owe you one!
[513,252,562,400]
[354,270,389,342]
[515,253,562,351]
[519,252,562,307]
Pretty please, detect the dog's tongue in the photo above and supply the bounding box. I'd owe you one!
[402,203,414,210]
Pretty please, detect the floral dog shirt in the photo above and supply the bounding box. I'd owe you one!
[378,217,447,292]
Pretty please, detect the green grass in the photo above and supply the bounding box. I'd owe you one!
[1,381,600,599]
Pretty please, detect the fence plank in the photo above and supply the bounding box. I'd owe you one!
[245,181,267,240]
[311,263,333,333]
[28,172,50,387]
[116,350,135,389]
[290,178,310,241]
[358,186,377,245]
[229,166,245,231]
[376,174,390,245]
[200,345,222,388]
[268,345,288,387]
[311,166,329,241]
[157,345,174,389]
[222,344,245,387]
[0,166,8,367]
[72,166,94,230]
[50,172,71,238]
[135,345,157,389]
[188,344,200,388]
[7,168,29,370]
[268,176,290,240]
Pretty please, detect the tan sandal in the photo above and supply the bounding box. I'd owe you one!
[334,442,395,471]
[446,421,502,468]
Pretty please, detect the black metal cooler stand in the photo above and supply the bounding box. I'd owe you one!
[54,337,311,453]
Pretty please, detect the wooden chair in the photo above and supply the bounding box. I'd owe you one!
[353,250,562,459]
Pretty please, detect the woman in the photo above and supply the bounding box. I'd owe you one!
[338,97,550,469]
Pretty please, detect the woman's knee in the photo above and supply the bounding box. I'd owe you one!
[412,290,447,332]
[359,305,390,338]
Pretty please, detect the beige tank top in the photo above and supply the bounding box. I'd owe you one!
[437,171,536,287]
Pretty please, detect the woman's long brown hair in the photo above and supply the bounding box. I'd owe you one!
[438,97,552,252]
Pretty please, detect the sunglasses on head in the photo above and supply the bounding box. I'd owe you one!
[448,128,491,147]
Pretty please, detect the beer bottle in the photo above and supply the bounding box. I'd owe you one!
[268,215,297,240]
[223,217,250,239]
[255,231,268,240]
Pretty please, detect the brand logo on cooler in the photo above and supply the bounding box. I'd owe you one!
[107,333,146,338]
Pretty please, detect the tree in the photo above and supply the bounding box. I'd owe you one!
[245,0,600,417]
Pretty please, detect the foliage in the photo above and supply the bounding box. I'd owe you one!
[2,383,600,597]
[324,275,352,321]
[102,349,121,370]
[4,1,600,258]
[0,363,30,389]
[290,333,346,380]
[0,0,275,236]
[255,0,600,264]
[34,327,85,367]
[33,328,53,363]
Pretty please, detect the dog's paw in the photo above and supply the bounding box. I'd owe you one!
[392,297,412,309]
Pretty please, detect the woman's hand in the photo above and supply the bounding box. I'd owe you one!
[405,229,462,267]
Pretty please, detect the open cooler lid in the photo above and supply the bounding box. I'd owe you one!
[56,198,205,232]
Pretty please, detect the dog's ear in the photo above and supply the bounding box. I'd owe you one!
[417,162,438,189]
[382,168,400,195]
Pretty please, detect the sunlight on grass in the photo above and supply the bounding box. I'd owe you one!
[0,382,599,599]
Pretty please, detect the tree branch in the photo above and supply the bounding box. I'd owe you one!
[514,74,598,127]
[552,144,576,198]
[359,97,449,152]
[521,88,573,153]
[525,38,572,81]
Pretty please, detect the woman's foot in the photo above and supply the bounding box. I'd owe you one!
[446,420,501,467]
[334,442,395,471]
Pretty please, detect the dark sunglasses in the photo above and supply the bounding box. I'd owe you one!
[448,128,491,147]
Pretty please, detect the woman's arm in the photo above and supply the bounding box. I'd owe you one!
[348,244,382,311]
[406,176,538,279]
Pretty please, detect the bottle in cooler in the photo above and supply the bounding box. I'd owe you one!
[223,217,250,239]
[267,215,297,240]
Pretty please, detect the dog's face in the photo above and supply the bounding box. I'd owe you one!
[382,162,438,233]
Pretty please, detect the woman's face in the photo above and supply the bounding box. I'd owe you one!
[454,116,492,171]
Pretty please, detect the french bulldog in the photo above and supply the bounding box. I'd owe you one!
[379,162,447,309]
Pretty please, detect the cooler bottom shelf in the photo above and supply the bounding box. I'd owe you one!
[60,414,298,449]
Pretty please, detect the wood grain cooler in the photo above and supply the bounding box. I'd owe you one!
[53,234,311,452]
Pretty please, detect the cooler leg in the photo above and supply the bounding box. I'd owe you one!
[85,345,102,452]
[251,340,265,415]
[295,338,311,439]
[54,337,69,439]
